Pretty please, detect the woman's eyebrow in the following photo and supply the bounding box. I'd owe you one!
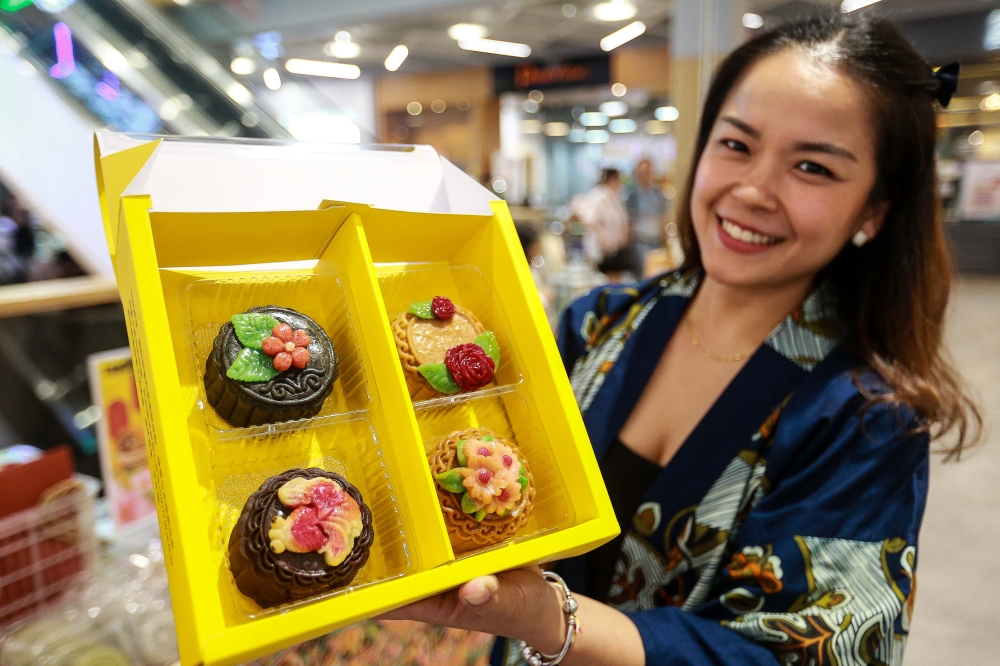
[721,116,760,138]
[794,141,858,162]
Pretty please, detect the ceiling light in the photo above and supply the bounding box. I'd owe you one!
[523,99,539,113]
[562,3,576,17]
[528,89,544,103]
[599,101,628,116]
[325,41,360,58]
[544,121,571,137]
[601,21,645,51]
[841,0,881,11]
[263,67,281,90]
[592,1,637,22]
[580,111,608,126]
[654,105,679,121]
[968,130,985,146]
[644,119,670,134]
[385,45,408,71]
[458,38,531,57]
[609,118,637,133]
[227,82,252,105]
[982,93,1000,111]
[230,56,256,75]
[456,98,471,111]
[522,119,543,134]
[611,82,626,97]
[285,59,360,79]
[742,13,764,29]
[448,23,489,41]
[586,129,610,143]
[172,0,189,5]
[432,99,446,113]
[335,31,351,42]
[407,101,422,115]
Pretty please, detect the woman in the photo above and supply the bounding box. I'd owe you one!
[573,168,638,280]
[384,15,980,666]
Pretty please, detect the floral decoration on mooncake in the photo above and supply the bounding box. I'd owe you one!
[228,468,373,609]
[391,296,500,401]
[428,427,534,551]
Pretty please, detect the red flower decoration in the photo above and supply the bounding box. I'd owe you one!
[445,343,495,392]
[261,323,311,372]
[431,296,456,319]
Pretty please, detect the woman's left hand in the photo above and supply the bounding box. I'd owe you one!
[378,566,568,655]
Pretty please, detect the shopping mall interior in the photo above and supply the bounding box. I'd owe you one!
[0,0,999,664]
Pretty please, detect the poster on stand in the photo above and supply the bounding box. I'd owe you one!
[87,347,157,532]
[958,160,1000,221]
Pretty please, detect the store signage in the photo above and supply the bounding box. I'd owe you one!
[494,56,610,93]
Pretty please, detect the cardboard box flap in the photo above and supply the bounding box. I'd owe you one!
[95,132,497,217]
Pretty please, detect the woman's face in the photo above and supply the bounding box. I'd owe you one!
[690,48,886,291]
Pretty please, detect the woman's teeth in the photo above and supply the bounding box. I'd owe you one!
[720,218,780,246]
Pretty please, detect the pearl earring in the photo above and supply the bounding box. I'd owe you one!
[852,230,869,247]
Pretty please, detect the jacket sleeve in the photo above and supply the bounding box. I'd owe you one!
[625,383,928,666]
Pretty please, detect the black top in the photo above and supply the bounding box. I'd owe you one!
[583,438,663,602]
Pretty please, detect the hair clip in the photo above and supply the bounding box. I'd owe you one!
[933,62,960,108]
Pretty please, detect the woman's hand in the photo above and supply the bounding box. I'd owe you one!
[378,566,568,655]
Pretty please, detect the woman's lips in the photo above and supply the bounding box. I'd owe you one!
[716,216,783,254]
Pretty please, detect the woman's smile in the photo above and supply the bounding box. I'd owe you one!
[716,214,783,253]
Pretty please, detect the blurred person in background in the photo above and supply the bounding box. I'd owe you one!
[0,193,33,284]
[385,14,980,666]
[572,168,637,281]
[626,158,668,270]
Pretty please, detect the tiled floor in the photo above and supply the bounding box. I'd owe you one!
[906,275,1000,665]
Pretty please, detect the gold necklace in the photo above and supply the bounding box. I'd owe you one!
[687,320,755,363]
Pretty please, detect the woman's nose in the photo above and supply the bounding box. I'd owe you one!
[730,182,778,211]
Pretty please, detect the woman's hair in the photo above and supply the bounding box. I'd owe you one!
[676,14,981,457]
[599,168,621,185]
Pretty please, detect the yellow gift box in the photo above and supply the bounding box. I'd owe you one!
[93,134,617,666]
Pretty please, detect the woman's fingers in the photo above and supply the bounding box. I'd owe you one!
[459,575,499,606]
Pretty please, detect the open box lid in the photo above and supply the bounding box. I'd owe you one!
[94,133,498,271]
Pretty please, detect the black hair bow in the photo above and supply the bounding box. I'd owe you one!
[933,62,960,108]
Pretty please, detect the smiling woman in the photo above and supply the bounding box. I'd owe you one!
[381,14,981,666]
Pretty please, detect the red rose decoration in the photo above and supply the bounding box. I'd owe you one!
[431,296,456,319]
[445,343,495,392]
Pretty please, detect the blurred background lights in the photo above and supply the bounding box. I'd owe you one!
[611,82,627,97]
[568,128,586,142]
[325,38,360,59]
[580,111,609,126]
[562,3,576,17]
[599,100,628,116]
[969,130,985,146]
[491,177,507,193]
[406,101,422,115]
[982,93,1000,111]
[262,67,281,90]
[253,31,283,59]
[608,118,637,133]
[841,0,882,11]
[592,1,637,22]
[384,45,408,71]
[230,57,256,75]
[543,122,571,137]
[458,38,531,57]
[585,129,610,143]
[644,119,670,134]
[226,82,252,104]
[431,99,446,113]
[448,23,488,41]
[742,13,764,29]
[285,59,360,79]
[523,99,539,113]
[601,22,646,51]
[655,105,679,121]
[521,119,543,134]
[528,90,544,103]
[456,98,471,111]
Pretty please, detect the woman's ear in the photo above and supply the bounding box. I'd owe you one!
[856,200,890,242]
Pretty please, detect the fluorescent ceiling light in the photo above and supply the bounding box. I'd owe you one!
[644,119,670,134]
[285,58,360,79]
[654,105,679,121]
[227,82,252,105]
[458,39,531,57]
[544,122,571,137]
[580,111,609,126]
[586,129,610,143]
[742,13,764,29]
[99,48,128,74]
[522,119,543,134]
[448,23,488,40]
[263,67,281,90]
[325,41,360,58]
[385,45,408,71]
[599,101,628,117]
[609,118,636,133]
[592,1,637,22]
[601,21,645,51]
[841,0,881,11]
[230,57,256,75]
[568,128,586,142]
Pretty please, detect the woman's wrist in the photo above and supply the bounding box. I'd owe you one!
[520,574,572,656]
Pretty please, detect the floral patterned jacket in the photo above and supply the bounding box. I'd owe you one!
[496,270,927,666]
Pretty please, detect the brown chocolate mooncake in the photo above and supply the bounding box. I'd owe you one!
[228,468,373,609]
[204,306,338,428]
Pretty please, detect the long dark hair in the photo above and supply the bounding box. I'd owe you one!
[676,14,981,457]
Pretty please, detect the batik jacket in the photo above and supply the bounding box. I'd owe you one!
[497,270,928,666]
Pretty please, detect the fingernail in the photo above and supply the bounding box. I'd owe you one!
[464,576,498,605]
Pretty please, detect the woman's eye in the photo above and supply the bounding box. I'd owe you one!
[721,139,749,153]
[797,161,833,177]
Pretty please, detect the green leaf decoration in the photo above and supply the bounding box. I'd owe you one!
[434,469,466,494]
[456,440,468,467]
[481,435,494,442]
[519,474,528,492]
[474,509,487,522]
[231,313,280,349]
[473,331,500,369]
[461,492,478,514]
[226,348,281,382]
[417,363,461,394]
[496,508,507,517]
[407,299,435,319]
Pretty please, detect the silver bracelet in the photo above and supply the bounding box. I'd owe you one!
[515,571,579,666]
